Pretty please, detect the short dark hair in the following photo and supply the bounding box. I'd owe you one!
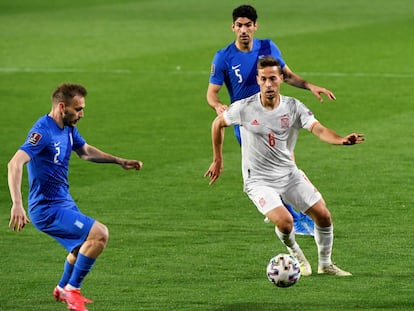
[52,83,87,106]
[257,56,282,74]
[232,5,258,23]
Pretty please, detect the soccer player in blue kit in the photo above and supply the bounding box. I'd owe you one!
[207,5,336,236]
[7,83,143,311]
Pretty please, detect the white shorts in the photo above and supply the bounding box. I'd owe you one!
[244,169,322,215]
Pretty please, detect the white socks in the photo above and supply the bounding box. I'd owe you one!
[314,224,333,266]
[275,224,334,267]
[274,226,299,251]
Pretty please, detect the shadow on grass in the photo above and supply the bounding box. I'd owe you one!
[211,303,300,311]
[210,300,414,311]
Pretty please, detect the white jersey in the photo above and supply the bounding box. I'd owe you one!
[223,93,318,188]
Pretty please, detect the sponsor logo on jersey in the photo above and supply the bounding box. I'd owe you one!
[28,132,42,145]
[231,64,241,70]
[251,119,260,125]
[307,110,314,116]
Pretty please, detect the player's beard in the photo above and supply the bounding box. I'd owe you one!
[62,111,79,127]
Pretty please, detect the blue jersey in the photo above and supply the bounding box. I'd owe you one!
[20,115,86,211]
[209,38,286,103]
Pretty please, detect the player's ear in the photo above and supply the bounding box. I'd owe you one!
[57,101,67,115]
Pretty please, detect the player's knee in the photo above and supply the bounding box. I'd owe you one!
[276,215,294,234]
[278,223,293,234]
[99,223,109,246]
[314,209,331,227]
[91,221,109,247]
[307,200,332,227]
[267,208,293,233]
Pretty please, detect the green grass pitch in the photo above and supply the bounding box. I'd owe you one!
[1,0,413,310]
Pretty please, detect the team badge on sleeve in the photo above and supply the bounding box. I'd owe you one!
[28,132,42,145]
[210,64,215,75]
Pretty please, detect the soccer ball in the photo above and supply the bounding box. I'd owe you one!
[266,254,301,287]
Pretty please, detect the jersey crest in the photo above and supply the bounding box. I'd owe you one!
[280,117,289,129]
[259,197,266,207]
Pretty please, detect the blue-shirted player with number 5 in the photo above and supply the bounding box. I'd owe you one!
[207,5,336,236]
[7,83,143,311]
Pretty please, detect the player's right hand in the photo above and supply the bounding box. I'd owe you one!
[9,205,30,232]
[204,160,223,185]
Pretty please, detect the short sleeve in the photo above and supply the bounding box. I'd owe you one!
[296,100,318,131]
[223,101,242,126]
[71,126,86,150]
[209,51,226,86]
[19,124,50,159]
[269,40,286,68]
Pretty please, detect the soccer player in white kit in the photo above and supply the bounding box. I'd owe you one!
[205,56,364,276]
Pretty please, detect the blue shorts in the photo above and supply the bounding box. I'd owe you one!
[29,201,95,253]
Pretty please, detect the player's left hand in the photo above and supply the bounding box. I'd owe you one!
[121,160,143,170]
[342,133,365,145]
[215,104,228,115]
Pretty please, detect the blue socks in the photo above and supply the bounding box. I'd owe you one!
[58,260,74,289]
[67,253,96,289]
